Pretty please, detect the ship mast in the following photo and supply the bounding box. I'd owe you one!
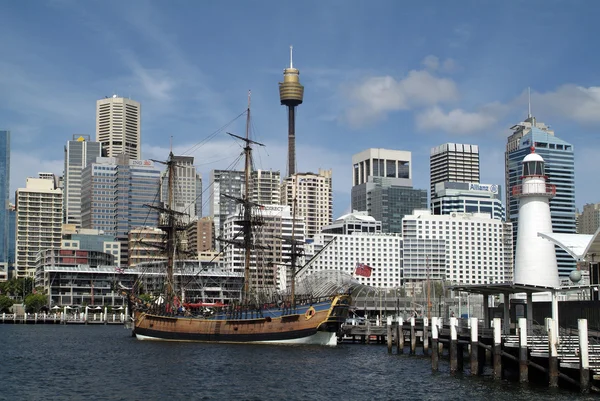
[226,91,265,304]
[290,187,297,309]
[165,152,176,308]
[243,92,252,303]
[146,150,186,314]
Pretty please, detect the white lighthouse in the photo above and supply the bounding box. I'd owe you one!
[513,148,560,287]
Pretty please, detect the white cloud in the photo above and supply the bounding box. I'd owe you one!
[533,85,600,124]
[415,106,496,134]
[442,58,459,73]
[343,70,459,127]
[9,151,64,200]
[422,55,440,71]
[422,55,459,73]
[119,52,175,101]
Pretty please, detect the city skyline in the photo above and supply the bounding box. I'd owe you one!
[1,1,599,218]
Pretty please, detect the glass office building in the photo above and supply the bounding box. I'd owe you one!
[505,116,576,278]
[351,148,427,233]
[81,155,160,266]
[64,135,102,227]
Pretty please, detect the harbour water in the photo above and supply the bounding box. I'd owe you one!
[0,325,595,401]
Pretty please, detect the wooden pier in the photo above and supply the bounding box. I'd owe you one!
[341,316,600,393]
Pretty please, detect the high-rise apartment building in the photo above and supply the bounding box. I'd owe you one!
[301,212,402,288]
[430,143,480,197]
[0,130,9,265]
[402,210,513,285]
[7,204,15,269]
[351,148,427,233]
[251,170,281,205]
[15,177,63,277]
[209,169,245,242]
[578,203,600,235]
[96,95,141,160]
[187,216,215,254]
[161,155,202,222]
[81,155,160,266]
[222,204,305,292]
[505,115,576,277]
[281,169,333,239]
[128,227,165,266]
[64,135,102,227]
[210,169,282,243]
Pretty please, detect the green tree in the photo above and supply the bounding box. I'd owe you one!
[0,277,34,299]
[139,293,153,304]
[0,295,14,313]
[24,293,47,313]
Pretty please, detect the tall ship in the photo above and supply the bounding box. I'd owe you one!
[130,93,351,345]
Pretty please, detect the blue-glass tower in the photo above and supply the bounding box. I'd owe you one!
[505,116,576,278]
[0,130,10,264]
[81,154,160,266]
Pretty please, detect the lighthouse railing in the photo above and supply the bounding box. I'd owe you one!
[511,183,556,197]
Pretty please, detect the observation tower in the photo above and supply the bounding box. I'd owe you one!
[279,46,304,177]
[512,148,560,287]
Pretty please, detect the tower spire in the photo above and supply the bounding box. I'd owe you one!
[528,87,532,119]
[279,46,304,177]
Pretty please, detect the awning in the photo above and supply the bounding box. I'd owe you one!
[538,226,600,262]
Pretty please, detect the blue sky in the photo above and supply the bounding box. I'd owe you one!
[1,0,599,217]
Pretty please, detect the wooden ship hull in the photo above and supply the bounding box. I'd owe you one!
[133,295,350,346]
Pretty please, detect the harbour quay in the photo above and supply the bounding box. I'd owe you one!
[1,307,129,325]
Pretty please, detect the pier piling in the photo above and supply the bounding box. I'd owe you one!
[578,319,590,393]
[450,317,458,374]
[397,317,404,354]
[410,317,416,355]
[470,317,478,376]
[431,317,439,372]
[518,318,528,383]
[423,317,429,355]
[387,316,393,354]
[548,318,558,388]
[493,318,502,380]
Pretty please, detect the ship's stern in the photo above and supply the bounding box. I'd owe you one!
[318,294,351,333]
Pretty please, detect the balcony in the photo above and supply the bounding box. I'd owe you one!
[511,183,556,198]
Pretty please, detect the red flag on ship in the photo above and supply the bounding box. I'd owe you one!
[354,262,373,278]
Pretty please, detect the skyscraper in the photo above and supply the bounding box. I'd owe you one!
[430,143,480,198]
[15,177,63,277]
[160,155,202,223]
[96,95,141,160]
[223,204,304,291]
[505,115,576,278]
[209,169,245,243]
[251,170,281,206]
[280,169,333,239]
[351,148,427,233]
[0,130,9,265]
[81,155,160,266]
[64,135,102,227]
[578,203,600,235]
